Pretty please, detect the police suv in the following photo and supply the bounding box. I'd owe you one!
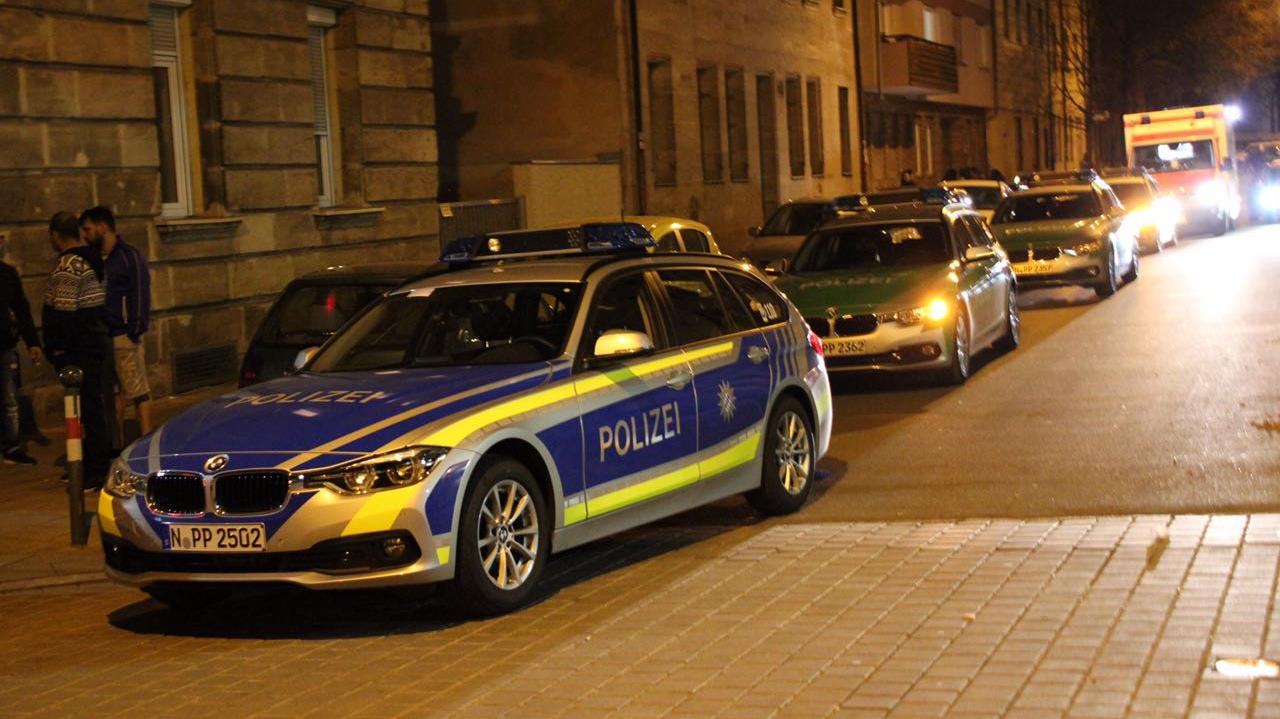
[100,224,833,614]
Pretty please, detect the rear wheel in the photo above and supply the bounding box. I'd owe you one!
[453,456,549,615]
[994,285,1020,354]
[746,397,815,516]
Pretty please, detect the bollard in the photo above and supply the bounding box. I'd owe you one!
[59,366,89,546]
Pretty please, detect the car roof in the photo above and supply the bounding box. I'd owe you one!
[395,252,757,291]
[942,179,1001,187]
[1105,176,1147,185]
[294,262,443,283]
[821,203,969,229]
[1012,183,1098,196]
[578,215,713,235]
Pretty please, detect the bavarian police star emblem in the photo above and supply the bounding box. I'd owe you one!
[717,381,736,422]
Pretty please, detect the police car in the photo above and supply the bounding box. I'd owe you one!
[100,224,833,614]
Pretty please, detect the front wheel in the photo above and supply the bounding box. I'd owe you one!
[452,456,549,615]
[745,397,815,516]
[1121,249,1139,284]
[938,312,971,385]
[994,285,1020,353]
[1093,254,1117,297]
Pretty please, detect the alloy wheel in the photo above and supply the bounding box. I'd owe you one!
[774,410,812,496]
[477,479,540,591]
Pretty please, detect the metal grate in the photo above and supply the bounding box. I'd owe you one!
[439,198,524,245]
[172,344,238,394]
[215,471,290,515]
[148,472,205,515]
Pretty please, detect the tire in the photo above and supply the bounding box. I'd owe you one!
[143,583,229,611]
[452,455,549,615]
[938,311,972,385]
[745,396,816,516]
[1121,249,1139,284]
[1213,215,1229,236]
[994,285,1020,354]
[1093,254,1117,298]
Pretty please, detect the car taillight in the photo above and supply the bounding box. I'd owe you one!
[807,327,824,357]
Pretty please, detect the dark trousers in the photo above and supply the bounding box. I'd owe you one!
[50,351,112,481]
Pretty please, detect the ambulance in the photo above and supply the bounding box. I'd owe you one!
[1123,104,1240,236]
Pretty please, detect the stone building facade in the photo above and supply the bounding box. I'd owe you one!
[0,0,438,419]
[435,0,863,257]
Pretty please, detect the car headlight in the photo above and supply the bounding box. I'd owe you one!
[879,298,950,325]
[1062,239,1102,257]
[1195,180,1227,207]
[105,458,148,498]
[300,446,447,495]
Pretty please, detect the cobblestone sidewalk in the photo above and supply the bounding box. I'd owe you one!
[1,514,1277,718]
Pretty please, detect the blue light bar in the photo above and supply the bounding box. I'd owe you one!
[440,223,655,263]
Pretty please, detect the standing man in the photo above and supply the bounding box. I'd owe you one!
[43,212,111,485]
[1,238,43,465]
[79,206,153,439]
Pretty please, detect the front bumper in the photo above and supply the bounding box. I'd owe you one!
[820,323,950,373]
[1009,252,1104,288]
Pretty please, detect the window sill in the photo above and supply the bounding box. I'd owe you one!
[312,206,386,230]
[155,216,243,242]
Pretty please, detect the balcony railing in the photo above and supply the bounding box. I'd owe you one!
[880,34,959,95]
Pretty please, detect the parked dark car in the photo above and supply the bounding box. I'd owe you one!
[238,262,446,386]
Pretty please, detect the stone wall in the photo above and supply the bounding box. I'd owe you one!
[0,0,438,423]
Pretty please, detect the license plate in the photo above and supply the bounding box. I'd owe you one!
[822,338,867,356]
[168,524,266,552]
[1012,261,1056,275]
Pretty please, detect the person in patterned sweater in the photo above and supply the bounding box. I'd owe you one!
[43,212,112,487]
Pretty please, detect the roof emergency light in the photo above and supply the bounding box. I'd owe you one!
[1224,105,1243,123]
[441,223,655,263]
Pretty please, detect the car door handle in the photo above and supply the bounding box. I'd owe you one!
[747,346,771,364]
[665,370,692,390]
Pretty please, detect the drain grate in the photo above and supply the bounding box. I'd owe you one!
[172,344,238,394]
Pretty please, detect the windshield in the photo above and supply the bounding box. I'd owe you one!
[951,186,1002,209]
[761,202,835,236]
[260,283,395,345]
[308,282,582,372]
[1110,182,1153,209]
[1133,140,1216,172]
[993,192,1102,223]
[792,222,951,273]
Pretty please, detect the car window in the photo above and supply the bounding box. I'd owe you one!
[760,202,834,236]
[965,215,997,247]
[793,222,951,272]
[584,272,663,356]
[710,271,756,331]
[721,271,787,327]
[1110,182,1152,209]
[655,269,734,345]
[680,229,711,253]
[950,215,977,253]
[260,283,394,345]
[993,192,1102,223]
[655,231,680,252]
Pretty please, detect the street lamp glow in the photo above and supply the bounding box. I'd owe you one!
[1224,104,1243,123]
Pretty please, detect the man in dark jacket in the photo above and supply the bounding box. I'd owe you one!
[80,206,152,439]
[44,212,112,485]
[1,245,43,465]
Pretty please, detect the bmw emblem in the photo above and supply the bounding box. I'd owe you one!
[204,454,229,473]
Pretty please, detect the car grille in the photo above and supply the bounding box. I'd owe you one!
[214,471,290,515]
[147,472,206,515]
[805,314,878,338]
[1007,247,1059,263]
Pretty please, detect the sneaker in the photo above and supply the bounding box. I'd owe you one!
[2,447,37,465]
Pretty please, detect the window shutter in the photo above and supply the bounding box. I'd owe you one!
[309,26,329,134]
[149,5,178,60]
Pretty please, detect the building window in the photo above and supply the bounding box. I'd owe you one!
[979,26,992,68]
[806,78,823,176]
[1002,0,1011,39]
[954,16,965,63]
[900,114,914,148]
[696,66,723,183]
[922,7,937,42]
[837,86,851,177]
[648,59,677,186]
[149,2,192,218]
[308,6,338,207]
[785,76,804,177]
[725,68,749,181]
[1016,0,1025,44]
[833,0,845,9]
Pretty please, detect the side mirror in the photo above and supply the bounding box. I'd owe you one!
[763,257,789,276]
[293,346,320,371]
[590,330,654,363]
[964,245,995,262]
[747,226,761,237]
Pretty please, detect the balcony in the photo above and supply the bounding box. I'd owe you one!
[879,34,959,96]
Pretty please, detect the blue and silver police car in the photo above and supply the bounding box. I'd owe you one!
[100,224,833,613]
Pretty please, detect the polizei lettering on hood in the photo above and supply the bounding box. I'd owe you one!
[226,390,392,407]
[598,401,683,462]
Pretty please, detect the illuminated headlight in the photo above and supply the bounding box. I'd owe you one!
[105,458,148,498]
[301,447,447,495]
[1062,239,1102,257]
[1125,208,1155,230]
[880,298,950,325]
[1259,186,1280,211]
[1195,180,1227,207]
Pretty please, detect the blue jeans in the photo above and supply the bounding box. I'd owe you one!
[1,347,18,450]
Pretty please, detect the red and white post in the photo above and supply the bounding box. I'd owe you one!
[59,366,88,546]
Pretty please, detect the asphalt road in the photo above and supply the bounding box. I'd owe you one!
[802,224,1280,523]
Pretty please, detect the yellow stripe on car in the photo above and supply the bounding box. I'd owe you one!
[98,492,119,536]
[435,546,450,565]
[340,484,420,536]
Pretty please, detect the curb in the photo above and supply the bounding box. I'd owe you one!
[0,572,107,594]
